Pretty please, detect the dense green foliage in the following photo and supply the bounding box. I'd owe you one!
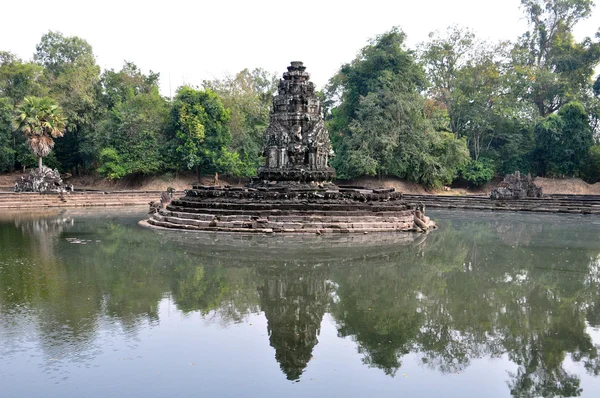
[585,144,600,182]
[459,158,496,186]
[534,101,594,176]
[167,86,235,175]
[96,63,168,178]
[203,68,278,177]
[413,0,600,185]
[1,1,599,186]
[325,28,469,187]
[0,97,13,171]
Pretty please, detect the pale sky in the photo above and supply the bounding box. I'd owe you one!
[1,0,598,95]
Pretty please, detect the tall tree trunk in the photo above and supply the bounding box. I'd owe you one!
[38,156,43,170]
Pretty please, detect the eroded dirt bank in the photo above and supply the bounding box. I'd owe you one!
[1,172,599,196]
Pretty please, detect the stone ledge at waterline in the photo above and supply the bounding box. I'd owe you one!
[4,189,600,216]
[403,193,600,214]
[0,190,163,209]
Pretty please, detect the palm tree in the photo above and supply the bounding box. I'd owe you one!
[14,96,66,170]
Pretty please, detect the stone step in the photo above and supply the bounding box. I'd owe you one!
[0,195,154,200]
[0,190,164,195]
[416,202,600,214]
[170,200,412,213]
[148,215,415,234]
[0,199,152,205]
[0,202,149,209]
[159,209,415,223]
[0,191,162,208]
[165,204,415,218]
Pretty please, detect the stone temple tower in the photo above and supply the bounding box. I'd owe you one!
[256,61,336,184]
[144,62,438,234]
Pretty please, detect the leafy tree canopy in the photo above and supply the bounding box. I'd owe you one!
[326,28,468,187]
[168,86,234,174]
[514,0,600,116]
[204,68,278,177]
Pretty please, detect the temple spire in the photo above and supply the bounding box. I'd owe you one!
[255,62,335,185]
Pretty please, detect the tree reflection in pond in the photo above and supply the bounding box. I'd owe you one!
[329,212,600,397]
[1,209,600,397]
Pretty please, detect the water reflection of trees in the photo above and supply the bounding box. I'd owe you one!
[2,211,600,396]
[328,213,600,397]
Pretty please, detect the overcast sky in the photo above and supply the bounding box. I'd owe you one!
[1,0,598,95]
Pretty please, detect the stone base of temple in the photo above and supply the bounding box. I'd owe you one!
[143,185,437,234]
[255,166,336,184]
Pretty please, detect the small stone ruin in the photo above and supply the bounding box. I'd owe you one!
[490,171,543,200]
[14,166,72,193]
[143,62,436,234]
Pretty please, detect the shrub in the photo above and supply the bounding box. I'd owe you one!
[459,158,495,186]
[97,148,126,180]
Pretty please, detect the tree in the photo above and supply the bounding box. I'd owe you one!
[420,26,529,183]
[0,98,14,172]
[97,93,168,178]
[534,101,592,176]
[96,62,168,179]
[326,28,426,179]
[0,52,48,172]
[559,100,594,170]
[514,0,600,117]
[13,96,66,170]
[34,31,102,173]
[204,68,278,177]
[419,25,479,135]
[326,27,469,186]
[587,74,600,137]
[100,61,160,110]
[167,87,233,176]
[0,52,47,104]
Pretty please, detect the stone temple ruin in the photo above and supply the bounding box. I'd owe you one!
[255,61,335,185]
[490,171,543,200]
[142,62,436,234]
[14,166,72,193]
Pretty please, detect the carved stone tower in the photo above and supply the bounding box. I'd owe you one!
[256,61,336,184]
[144,63,438,234]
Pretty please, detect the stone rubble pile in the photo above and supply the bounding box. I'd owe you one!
[14,166,72,193]
[490,171,543,200]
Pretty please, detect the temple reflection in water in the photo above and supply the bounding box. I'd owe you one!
[2,209,600,397]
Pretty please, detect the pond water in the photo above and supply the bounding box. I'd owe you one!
[1,208,600,397]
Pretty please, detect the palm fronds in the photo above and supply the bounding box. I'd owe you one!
[14,96,67,166]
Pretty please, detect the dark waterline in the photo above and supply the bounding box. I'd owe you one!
[1,208,600,397]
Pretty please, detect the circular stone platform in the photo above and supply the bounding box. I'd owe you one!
[143,185,436,234]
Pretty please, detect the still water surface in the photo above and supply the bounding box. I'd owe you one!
[1,208,600,397]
